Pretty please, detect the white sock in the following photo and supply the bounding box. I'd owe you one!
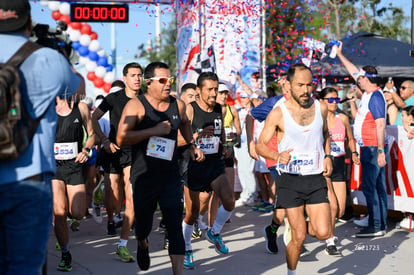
[182,221,193,251]
[326,237,335,246]
[211,205,232,235]
[287,268,296,275]
[118,238,127,248]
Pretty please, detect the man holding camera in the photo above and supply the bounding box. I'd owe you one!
[0,1,81,273]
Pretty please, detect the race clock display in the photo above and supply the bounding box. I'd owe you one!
[70,4,129,23]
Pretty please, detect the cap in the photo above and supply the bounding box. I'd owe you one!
[353,69,377,78]
[0,0,31,33]
[218,83,229,93]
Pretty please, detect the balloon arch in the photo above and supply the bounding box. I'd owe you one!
[40,1,116,95]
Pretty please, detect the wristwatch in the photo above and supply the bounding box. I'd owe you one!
[352,151,359,156]
[324,154,333,161]
[377,148,385,154]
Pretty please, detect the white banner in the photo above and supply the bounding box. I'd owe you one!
[350,126,414,213]
[176,0,262,95]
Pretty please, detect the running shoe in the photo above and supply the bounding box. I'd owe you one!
[107,221,117,236]
[55,241,61,251]
[300,246,311,257]
[283,218,291,246]
[355,227,385,238]
[137,241,150,271]
[92,206,103,224]
[258,203,274,213]
[206,229,229,255]
[57,251,72,272]
[252,201,267,211]
[113,213,123,228]
[192,221,203,239]
[262,225,278,254]
[184,250,196,269]
[92,177,104,205]
[325,245,342,257]
[116,246,135,262]
[69,219,79,232]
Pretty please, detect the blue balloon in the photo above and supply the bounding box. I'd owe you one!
[78,46,89,57]
[88,51,99,61]
[97,56,108,67]
[71,41,81,51]
[105,64,113,72]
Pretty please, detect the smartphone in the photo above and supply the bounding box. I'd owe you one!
[388,77,393,83]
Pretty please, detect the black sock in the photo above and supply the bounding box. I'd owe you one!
[271,219,280,231]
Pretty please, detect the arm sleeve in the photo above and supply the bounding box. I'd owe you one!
[250,95,281,122]
[369,91,386,120]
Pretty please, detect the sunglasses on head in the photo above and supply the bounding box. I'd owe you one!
[324,97,340,104]
[150,77,175,85]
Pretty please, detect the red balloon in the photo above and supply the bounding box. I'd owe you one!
[80,24,92,35]
[59,15,71,25]
[89,32,98,40]
[70,22,82,30]
[87,72,96,81]
[103,82,112,93]
[51,11,62,21]
[93,77,104,88]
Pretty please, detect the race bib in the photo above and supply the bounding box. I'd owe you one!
[197,136,220,154]
[278,151,319,175]
[331,141,345,157]
[146,136,175,161]
[55,142,78,160]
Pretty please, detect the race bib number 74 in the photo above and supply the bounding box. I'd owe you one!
[146,136,175,161]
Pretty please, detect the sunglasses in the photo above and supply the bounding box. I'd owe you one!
[401,86,411,90]
[150,77,175,85]
[324,97,340,104]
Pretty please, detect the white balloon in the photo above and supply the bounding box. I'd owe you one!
[103,72,115,84]
[89,40,101,52]
[68,30,81,42]
[97,49,106,57]
[85,61,97,72]
[95,66,107,78]
[78,56,89,65]
[59,2,71,15]
[48,1,60,11]
[40,1,49,7]
[79,34,92,46]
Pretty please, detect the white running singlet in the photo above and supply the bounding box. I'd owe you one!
[277,99,325,176]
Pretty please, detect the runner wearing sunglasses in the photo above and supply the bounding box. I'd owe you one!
[317,87,360,256]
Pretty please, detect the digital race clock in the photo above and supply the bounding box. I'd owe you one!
[70,4,129,23]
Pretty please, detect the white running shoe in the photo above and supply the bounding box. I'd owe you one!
[353,215,369,227]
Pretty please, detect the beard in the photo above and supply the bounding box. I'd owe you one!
[291,92,311,107]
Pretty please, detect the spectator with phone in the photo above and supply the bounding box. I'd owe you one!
[384,79,414,125]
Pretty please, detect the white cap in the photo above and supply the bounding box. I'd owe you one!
[218,83,229,92]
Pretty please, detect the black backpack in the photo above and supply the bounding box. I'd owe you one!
[0,41,43,160]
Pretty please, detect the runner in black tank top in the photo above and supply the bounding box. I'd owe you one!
[116,62,201,273]
[53,98,95,271]
[182,72,235,268]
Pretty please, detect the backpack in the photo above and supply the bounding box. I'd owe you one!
[0,41,42,160]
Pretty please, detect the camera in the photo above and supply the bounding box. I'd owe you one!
[31,21,71,57]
